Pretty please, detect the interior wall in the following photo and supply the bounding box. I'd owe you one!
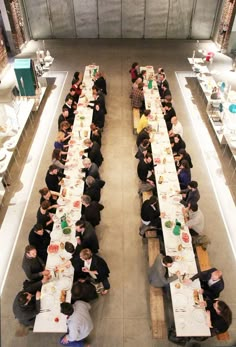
[21,0,222,40]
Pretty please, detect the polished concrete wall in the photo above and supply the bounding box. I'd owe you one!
[21,0,222,39]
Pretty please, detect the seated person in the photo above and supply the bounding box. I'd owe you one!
[82,158,100,180]
[183,203,204,236]
[28,224,51,263]
[94,71,107,95]
[39,186,59,213]
[45,164,66,193]
[137,109,151,134]
[81,195,104,227]
[163,102,176,131]
[22,245,50,281]
[148,254,180,288]
[141,196,162,229]
[136,125,152,147]
[13,290,41,327]
[177,160,191,190]
[84,175,105,202]
[82,139,103,167]
[71,280,98,303]
[58,107,73,130]
[36,200,54,232]
[174,148,193,169]
[135,139,150,160]
[206,300,232,335]
[75,219,99,254]
[137,153,156,188]
[185,268,224,300]
[171,134,186,155]
[90,123,102,147]
[65,87,77,110]
[179,180,200,207]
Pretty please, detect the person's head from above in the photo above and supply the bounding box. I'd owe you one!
[179,159,189,170]
[131,62,139,69]
[143,109,151,117]
[149,195,158,207]
[73,71,80,80]
[25,245,37,258]
[85,175,95,187]
[52,148,62,161]
[140,70,146,76]
[62,107,69,117]
[74,79,82,86]
[65,96,73,106]
[80,248,93,261]
[40,200,51,211]
[69,87,76,95]
[145,125,152,133]
[189,203,198,212]
[141,139,150,148]
[163,255,174,268]
[60,302,74,317]
[82,157,92,169]
[75,219,86,232]
[90,123,97,131]
[56,131,65,143]
[188,180,198,190]
[211,270,223,281]
[95,71,102,79]
[81,194,91,206]
[178,148,187,158]
[92,85,99,95]
[65,241,75,254]
[164,102,172,110]
[134,77,142,86]
[158,67,164,74]
[173,134,182,143]
[138,82,144,90]
[84,138,92,147]
[33,223,44,236]
[39,187,51,199]
[18,292,33,306]
[49,164,58,175]
[159,73,166,81]
[165,94,172,103]
[144,152,153,163]
[60,120,71,132]
[213,300,232,324]
[171,116,178,125]
[71,282,82,299]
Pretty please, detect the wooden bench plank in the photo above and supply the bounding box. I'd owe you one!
[148,238,167,339]
[133,108,140,134]
[216,331,230,340]
[142,190,153,202]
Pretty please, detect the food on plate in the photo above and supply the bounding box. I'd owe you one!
[165,147,171,155]
[63,227,71,235]
[60,290,67,303]
[61,189,67,197]
[51,286,56,293]
[165,220,173,228]
[54,317,60,322]
[73,200,80,208]
[48,244,59,254]
[193,289,200,304]
[60,242,65,249]
[174,255,182,261]
[154,158,160,164]
[163,157,166,164]
[182,232,190,243]
[158,176,164,184]
[175,283,181,289]
[178,244,183,251]
[69,139,76,145]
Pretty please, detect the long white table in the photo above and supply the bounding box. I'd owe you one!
[34,64,98,333]
[141,66,210,337]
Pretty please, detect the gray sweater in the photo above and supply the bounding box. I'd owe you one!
[66,301,93,341]
[148,254,177,287]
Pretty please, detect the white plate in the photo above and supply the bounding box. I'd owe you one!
[57,197,66,206]
[41,294,55,309]
[174,293,188,307]
[192,309,205,323]
[57,277,71,290]
[0,149,6,161]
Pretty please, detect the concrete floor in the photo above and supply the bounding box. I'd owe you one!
[1,39,236,347]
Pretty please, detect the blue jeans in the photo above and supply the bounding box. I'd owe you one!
[59,336,84,347]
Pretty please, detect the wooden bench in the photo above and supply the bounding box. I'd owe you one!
[195,246,230,341]
[132,108,140,134]
[148,238,166,338]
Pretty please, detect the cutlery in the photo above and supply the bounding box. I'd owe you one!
[40,309,51,313]
[175,308,186,312]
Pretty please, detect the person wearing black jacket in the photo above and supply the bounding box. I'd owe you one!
[22,245,49,281]
[94,72,107,95]
[45,164,66,193]
[137,153,155,184]
[58,107,74,130]
[186,268,224,300]
[84,176,105,202]
[28,224,50,263]
[75,220,99,254]
[81,195,104,227]
[13,290,41,327]
[82,158,100,180]
[141,196,162,229]
[136,125,152,147]
[83,139,103,167]
[63,96,76,123]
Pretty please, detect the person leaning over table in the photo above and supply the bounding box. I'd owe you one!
[65,87,77,110]
[174,148,193,170]
[182,202,204,236]
[84,175,105,202]
[135,138,151,161]
[71,280,98,303]
[81,158,100,180]
[75,219,99,254]
[177,159,191,190]
[136,125,152,147]
[184,267,224,301]
[137,109,151,134]
[51,148,66,172]
[45,164,68,193]
[63,95,77,121]
[22,245,50,281]
[39,186,60,213]
[60,120,72,145]
[82,138,103,167]
[137,153,156,192]
[58,106,74,130]
[28,223,51,263]
[81,194,104,227]
[205,299,232,335]
[13,290,41,328]
[178,180,200,207]
[171,134,186,156]
[148,254,180,288]
[90,123,102,147]
[60,301,93,347]
[36,200,54,232]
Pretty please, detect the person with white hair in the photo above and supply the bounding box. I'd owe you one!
[82,158,100,179]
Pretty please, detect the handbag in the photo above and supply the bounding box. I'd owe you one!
[90,279,104,294]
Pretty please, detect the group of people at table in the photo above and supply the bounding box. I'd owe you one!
[12,69,110,346]
[129,62,232,339]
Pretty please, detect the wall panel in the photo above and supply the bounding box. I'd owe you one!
[98,0,121,38]
[122,0,145,38]
[48,0,75,38]
[74,0,98,38]
[191,0,219,39]
[144,0,168,38]
[23,0,51,38]
[167,0,194,38]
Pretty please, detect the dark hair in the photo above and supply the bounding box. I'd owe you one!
[49,164,58,172]
[178,148,186,155]
[144,109,151,116]
[60,302,74,316]
[65,242,75,254]
[52,148,61,161]
[180,159,190,170]
[25,244,36,254]
[189,181,198,189]
[62,107,69,113]
[18,292,29,306]
[163,256,173,265]
[174,134,182,141]
[141,139,149,147]
[149,196,158,205]
[73,71,80,79]
[65,95,73,102]
[131,62,138,69]
[217,301,232,326]
[71,283,82,300]
[190,203,198,212]
[92,85,99,92]
[165,102,172,108]
[75,219,86,228]
[145,152,153,160]
[34,223,43,232]
[60,121,71,131]
[140,70,146,75]
[70,87,76,92]
[41,200,51,210]
[39,187,49,196]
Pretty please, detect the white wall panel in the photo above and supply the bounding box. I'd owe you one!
[48,0,75,38]
[191,0,219,39]
[145,0,168,38]
[167,0,194,38]
[74,0,98,38]
[122,0,145,38]
[23,0,51,38]
[98,0,121,38]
